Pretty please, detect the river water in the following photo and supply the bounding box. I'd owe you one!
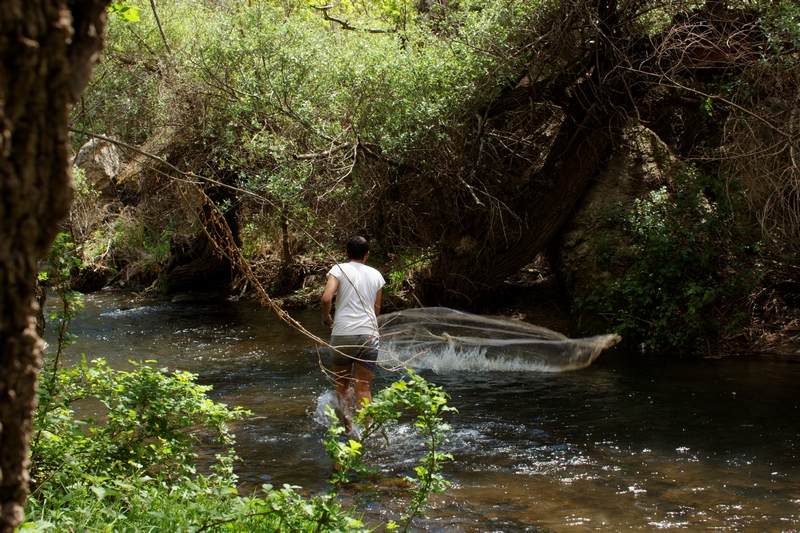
[47,291,800,532]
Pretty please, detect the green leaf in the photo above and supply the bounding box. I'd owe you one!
[109,3,140,22]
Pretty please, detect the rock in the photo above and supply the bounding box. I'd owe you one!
[548,124,677,328]
[72,138,125,194]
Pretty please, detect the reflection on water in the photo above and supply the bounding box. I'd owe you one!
[46,291,800,532]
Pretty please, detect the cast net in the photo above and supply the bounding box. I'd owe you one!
[377,307,620,373]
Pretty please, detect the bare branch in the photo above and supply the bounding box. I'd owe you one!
[310,4,396,34]
[293,142,353,160]
[150,0,172,54]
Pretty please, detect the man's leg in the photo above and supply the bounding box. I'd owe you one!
[332,362,354,432]
[352,363,374,413]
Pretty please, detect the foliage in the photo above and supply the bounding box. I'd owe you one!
[714,1,800,265]
[39,233,85,356]
[111,216,171,266]
[36,234,86,442]
[109,2,140,22]
[34,231,241,489]
[324,369,455,531]
[31,358,248,490]
[240,220,271,260]
[67,166,106,257]
[105,210,174,287]
[73,0,525,259]
[26,234,372,531]
[576,167,760,351]
[28,354,366,531]
[384,249,433,295]
[324,407,371,485]
[69,163,182,289]
[68,0,797,334]
[25,470,368,533]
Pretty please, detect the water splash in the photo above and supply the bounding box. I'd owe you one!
[311,390,363,440]
[379,341,587,373]
[312,390,340,427]
[100,305,154,319]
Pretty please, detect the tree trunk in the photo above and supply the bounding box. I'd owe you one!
[0,2,110,531]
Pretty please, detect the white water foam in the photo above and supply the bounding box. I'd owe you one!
[100,306,153,319]
[311,390,364,440]
[312,390,340,427]
[378,341,569,373]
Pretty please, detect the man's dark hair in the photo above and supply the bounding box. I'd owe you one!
[346,236,369,260]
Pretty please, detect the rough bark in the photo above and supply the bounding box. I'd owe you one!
[0,1,110,531]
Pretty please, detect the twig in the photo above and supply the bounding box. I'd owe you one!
[149,0,172,55]
[310,4,396,34]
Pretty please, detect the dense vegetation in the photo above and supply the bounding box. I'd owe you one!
[68,0,799,350]
[26,351,452,532]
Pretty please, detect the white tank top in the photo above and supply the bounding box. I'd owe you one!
[328,262,385,337]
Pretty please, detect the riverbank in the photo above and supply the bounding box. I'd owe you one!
[238,254,574,334]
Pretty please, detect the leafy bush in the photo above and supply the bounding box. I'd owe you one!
[72,0,531,258]
[25,475,368,533]
[383,248,433,296]
[31,358,247,489]
[576,167,760,351]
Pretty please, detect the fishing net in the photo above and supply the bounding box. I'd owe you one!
[377,307,620,373]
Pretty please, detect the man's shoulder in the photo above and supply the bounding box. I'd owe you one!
[332,262,384,281]
[365,265,385,282]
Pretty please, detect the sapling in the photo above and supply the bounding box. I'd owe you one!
[323,369,455,532]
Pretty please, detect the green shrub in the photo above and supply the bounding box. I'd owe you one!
[73,0,532,253]
[383,249,433,295]
[24,474,368,533]
[576,167,760,351]
[31,358,247,489]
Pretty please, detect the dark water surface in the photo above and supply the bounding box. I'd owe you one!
[48,291,800,532]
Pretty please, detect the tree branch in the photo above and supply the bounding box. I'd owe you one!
[310,4,396,34]
[150,0,172,54]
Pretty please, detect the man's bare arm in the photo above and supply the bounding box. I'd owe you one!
[321,274,339,328]
[374,289,382,317]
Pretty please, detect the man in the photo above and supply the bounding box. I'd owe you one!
[321,236,385,433]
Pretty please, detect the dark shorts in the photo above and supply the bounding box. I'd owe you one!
[329,335,380,373]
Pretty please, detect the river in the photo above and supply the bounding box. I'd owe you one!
[46,291,800,532]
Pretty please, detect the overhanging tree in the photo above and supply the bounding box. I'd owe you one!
[416,0,649,307]
[412,0,797,309]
